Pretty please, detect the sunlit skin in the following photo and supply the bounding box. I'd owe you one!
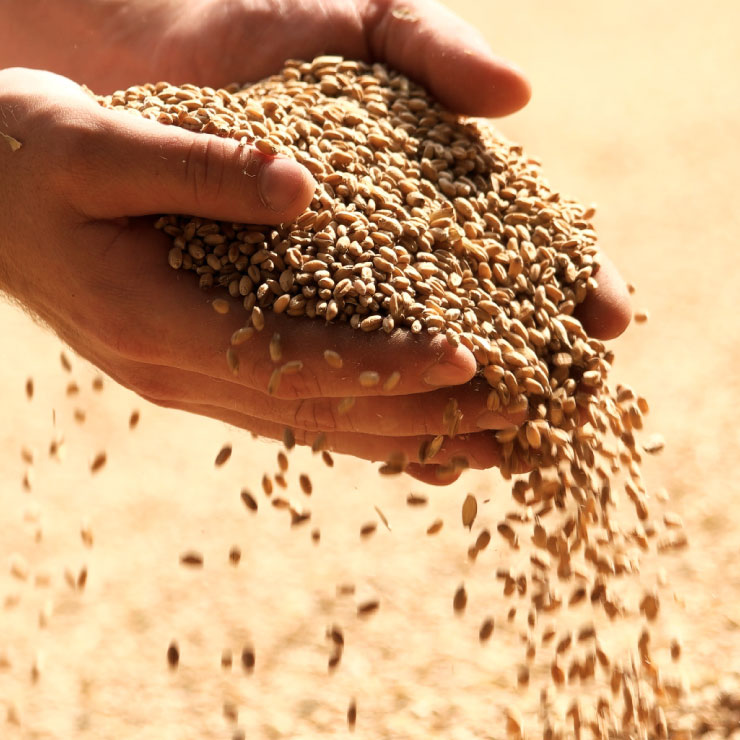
[0,0,631,484]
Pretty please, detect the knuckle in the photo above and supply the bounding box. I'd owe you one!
[184,134,233,208]
[291,398,338,433]
[275,366,323,400]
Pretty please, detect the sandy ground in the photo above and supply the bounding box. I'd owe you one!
[2,1,740,738]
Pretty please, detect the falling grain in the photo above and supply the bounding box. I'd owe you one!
[240,489,258,511]
[347,698,357,731]
[634,310,650,323]
[426,518,444,535]
[479,617,495,642]
[240,645,255,673]
[80,519,94,548]
[9,554,29,581]
[357,599,380,617]
[282,427,296,450]
[406,493,427,506]
[453,583,468,613]
[214,444,232,467]
[167,641,179,668]
[462,494,477,530]
[90,451,107,473]
[374,506,391,531]
[179,551,204,567]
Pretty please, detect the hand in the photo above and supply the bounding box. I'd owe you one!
[0,1,631,485]
[1,0,532,117]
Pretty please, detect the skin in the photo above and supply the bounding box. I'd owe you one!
[0,0,631,484]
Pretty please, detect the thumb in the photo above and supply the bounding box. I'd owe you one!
[77,106,317,223]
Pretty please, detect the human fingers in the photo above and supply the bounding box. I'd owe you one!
[362,0,531,116]
[140,398,506,472]
[71,220,477,398]
[54,95,316,223]
[103,353,526,436]
[575,252,632,340]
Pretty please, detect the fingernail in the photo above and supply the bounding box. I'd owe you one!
[258,157,306,212]
[476,411,507,430]
[423,360,469,387]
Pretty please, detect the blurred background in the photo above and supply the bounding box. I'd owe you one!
[1,1,739,738]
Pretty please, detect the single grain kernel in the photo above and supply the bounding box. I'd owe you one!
[213,298,230,314]
[299,473,313,495]
[229,546,241,565]
[359,370,380,387]
[262,474,273,496]
[453,584,468,613]
[241,489,258,511]
[180,551,204,567]
[226,347,239,375]
[382,370,401,391]
[462,494,477,530]
[80,519,94,548]
[240,646,255,672]
[406,493,427,507]
[215,444,232,467]
[167,641,180,668]
[90,452,107,473]
[282,427,296,450]
[269,333,282,363]
[231,326,255,346]
[426,519,444,535]
[357,599,380,616]
[347,698,357,731]
[323,350,343,369]
[338,397,355,414]
[634,310,649,323]
[479,617,494,642]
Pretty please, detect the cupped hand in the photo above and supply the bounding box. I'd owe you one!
[0,67,525,481]
[0,0,631,484]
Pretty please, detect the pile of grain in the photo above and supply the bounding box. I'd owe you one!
[98,58,690,738]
